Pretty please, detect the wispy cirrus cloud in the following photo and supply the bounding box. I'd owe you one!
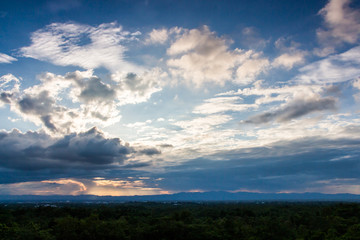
[20,22,141,73]
[0,53,17,64]
[295,46,360,84]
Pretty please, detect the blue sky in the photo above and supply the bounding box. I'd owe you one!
[0,0,360,196]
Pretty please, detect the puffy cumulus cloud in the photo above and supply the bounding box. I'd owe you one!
[235,56,269,84]
[0,53,17,64]
[0,127,134,170]
[244,97,337,124]
[295,46,360,84]
[66,73,116,104]
[0,179,87,195]
[20,22,141,73]
[315,0,360,56]
[145,28,169,44]
[1,73,86,134]
[111,68,166,105]
[0,74,20,107]
[272,37,308,70]
[0,69,164,134]
[272,52,307,69]
[166,26,269,87]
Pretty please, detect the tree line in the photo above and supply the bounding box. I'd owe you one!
[0,202,359,240]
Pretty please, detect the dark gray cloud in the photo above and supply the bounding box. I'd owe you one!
[138,148,161,156]
[245,97,336,124]
[154,137,360,193]
[0,92,12,104]
[78,77,116,103]
[18,91,55,115]
[40,115,57,132]
[65,73,116,103]
[0,128,133,171]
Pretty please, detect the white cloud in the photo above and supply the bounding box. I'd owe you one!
[272,52,306,69]
[272,37,308,69]
[353,78,360,89]
[235,57,269,84]
[146,28,168,44]
[0,74,21,107]
[352,77,360,101]
[315,0,360,55]
[1,69,165,135]
[166,26,269,87]
[0,74,20,91]
[193,96,257,114]
[20,22,141,73]
[295,46,360,84]
[0,53,17,64]
[174,114,232,132]
[111,67,166,105]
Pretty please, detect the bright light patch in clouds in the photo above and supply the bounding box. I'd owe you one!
[1,0,360,196]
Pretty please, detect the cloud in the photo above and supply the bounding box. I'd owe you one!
[87,178,164,196]
[353,78,360,90]
[65,70,116,104]
[240,27,269,50]
[1,69,164,134]
[174,114,232,132]
[235,57,269,84]
[272,37,308,69]
[272,52,307,69]
[295,46,360,84]
[0,53,17,64]
[0,179,87,195]
[315,0,360,55]
[146,28,168,44]
[20,22,141,73]
[111,68,166,105]
[0,74,20,92]
[155,137,360,193]
[166,26,269,86]
[352,77,360,101]
[0,127,134,170]
[244,97,336,124]
[193,96,257,114]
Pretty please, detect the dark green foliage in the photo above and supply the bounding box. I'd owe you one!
[0,202,359,240]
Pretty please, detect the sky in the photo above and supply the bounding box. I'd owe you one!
[0,0,360,196]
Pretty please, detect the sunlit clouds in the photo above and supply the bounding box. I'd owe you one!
[1,0,360,196]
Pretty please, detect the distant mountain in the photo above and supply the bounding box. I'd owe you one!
[1,191,360,203]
